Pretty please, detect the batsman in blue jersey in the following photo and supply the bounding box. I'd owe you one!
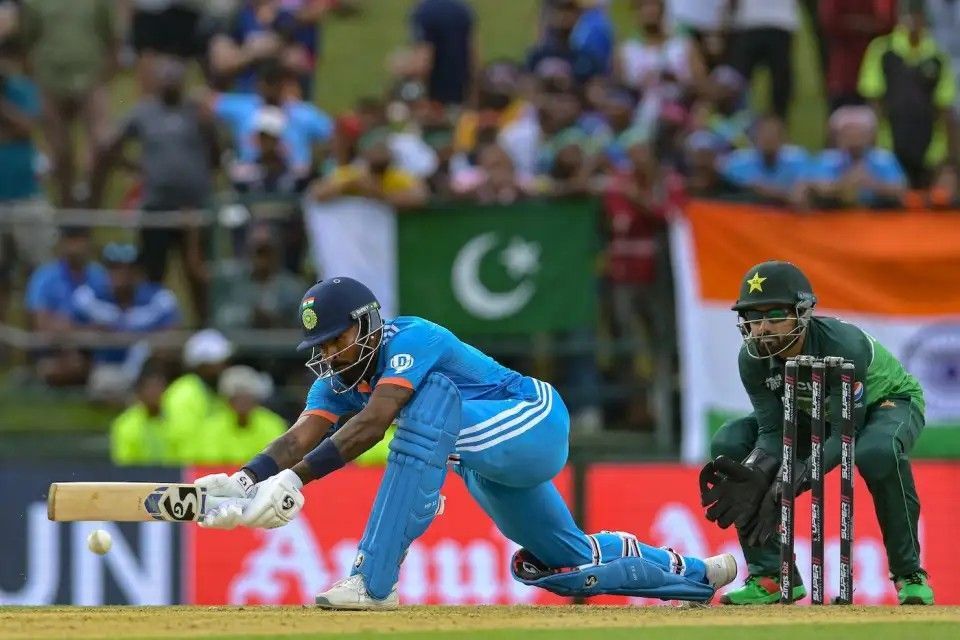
[196,277,736,609]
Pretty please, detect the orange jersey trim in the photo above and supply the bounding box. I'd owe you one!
[377,377,414,390]
[302,409,339,423]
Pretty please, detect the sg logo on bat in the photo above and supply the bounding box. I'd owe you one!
[144,485,206,522]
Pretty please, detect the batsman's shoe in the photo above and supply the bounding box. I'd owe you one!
[705,554,738,590]
[315,574,399,610]
[718,574,806,605]
[895,570,935,605]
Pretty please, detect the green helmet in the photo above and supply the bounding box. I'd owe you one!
[733,261,817,359]
[731,260,817,312]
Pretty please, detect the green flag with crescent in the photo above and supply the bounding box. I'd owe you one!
[397,199,599,334]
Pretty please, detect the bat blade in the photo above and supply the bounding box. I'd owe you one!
[47,482,208,522]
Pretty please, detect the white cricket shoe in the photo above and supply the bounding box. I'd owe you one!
[315,574,399,610]
[705,553,738,590]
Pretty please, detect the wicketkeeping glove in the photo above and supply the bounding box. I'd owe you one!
[739,457,811,547]
[699,450,778,529]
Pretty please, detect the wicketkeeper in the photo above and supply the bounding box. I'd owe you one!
[698,260,933,605]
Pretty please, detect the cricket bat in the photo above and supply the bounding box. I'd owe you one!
[47,482,215,522]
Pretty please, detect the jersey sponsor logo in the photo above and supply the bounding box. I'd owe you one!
[853,381,864,402]
[765,373,783,391]
[389,353,415,373]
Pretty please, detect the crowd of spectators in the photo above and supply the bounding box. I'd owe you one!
[1,0,960,445]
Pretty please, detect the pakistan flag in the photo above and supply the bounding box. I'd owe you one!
[398,200,599,334]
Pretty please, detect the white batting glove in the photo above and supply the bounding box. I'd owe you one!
[200,497,249,530]
[195,470,256,499]
[241,469,305,529]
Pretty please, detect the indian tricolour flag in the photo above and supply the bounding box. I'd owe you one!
[671,200,960,463]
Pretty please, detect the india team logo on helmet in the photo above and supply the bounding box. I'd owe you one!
[301,297,318,330]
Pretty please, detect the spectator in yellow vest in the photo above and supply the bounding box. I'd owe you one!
[191,365,287,464]
[163,329,233,461]
[110,364,174,465]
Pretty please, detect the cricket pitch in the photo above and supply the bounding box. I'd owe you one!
[2,605,959,640]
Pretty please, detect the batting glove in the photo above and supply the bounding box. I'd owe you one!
[195,470,256,498]
[241,469,305,529]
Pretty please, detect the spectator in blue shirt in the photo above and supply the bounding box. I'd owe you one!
[808,105,908,208]
[211,59,332,180]
[527,0,608,84]
[71,242,180,366]
[25,227,108,332]
[721,114,811,206]
[570,0,614,76]
[24,227,109,387]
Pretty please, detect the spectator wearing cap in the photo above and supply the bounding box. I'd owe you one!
[210,58,332,182]
[391,0,475,106]
[311,127,428,210]
[212,222,305,330]
[819,0,897,111]
[807,105,907,207]
[858,0,958,188]
[71,242,180,400]
[230,105,312,194]
[720,114,812,206]
[727,0,799,119]
[19,0,119,208]
[24,227,110,386]
[188,365,286,464]
[92,55,216,322]
[163,328,233,454]
[110,363,175,465]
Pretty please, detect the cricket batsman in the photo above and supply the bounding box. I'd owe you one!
[195,277,737,609]
[699,260,934,605]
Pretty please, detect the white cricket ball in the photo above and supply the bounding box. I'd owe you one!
[87,529,112,555]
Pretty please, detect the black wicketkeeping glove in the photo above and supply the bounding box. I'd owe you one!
[739,458,811,547]
[699,450,778,529]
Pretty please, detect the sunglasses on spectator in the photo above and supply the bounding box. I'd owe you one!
[740,309,793,322]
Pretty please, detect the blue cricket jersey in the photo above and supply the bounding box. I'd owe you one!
[303,316,534,421]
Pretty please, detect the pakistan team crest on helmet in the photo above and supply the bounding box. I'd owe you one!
[301,297,318,330]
